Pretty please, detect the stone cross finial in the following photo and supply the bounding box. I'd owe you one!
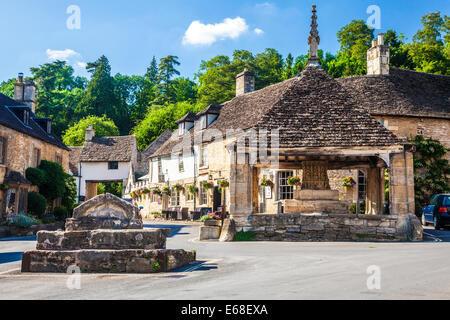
[308,4,320,64]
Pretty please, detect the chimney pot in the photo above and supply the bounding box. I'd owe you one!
[372,40,377,48]
[377,33,385,46]
[18,73,24,83]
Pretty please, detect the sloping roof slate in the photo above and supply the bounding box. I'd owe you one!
[142,129,173,157]
[337,68,450,119]
[0,93,69,150]
[79,135,136,162]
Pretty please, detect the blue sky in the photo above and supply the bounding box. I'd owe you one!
[0,0,448,82]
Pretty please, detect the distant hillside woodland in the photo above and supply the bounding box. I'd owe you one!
[1,13,449,151]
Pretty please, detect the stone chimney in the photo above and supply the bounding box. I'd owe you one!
[85,124,95,142]
[236,68,255,96]
[367,33,390,75]
[14,73,36,113]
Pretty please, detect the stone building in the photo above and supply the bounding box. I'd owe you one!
[130,6,449,234]
[70,125,138,202]
[0,74,70,219]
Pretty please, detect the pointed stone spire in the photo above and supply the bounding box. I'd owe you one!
[308,4,320,64]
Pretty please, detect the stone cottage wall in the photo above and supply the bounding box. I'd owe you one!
[237,213,421,242]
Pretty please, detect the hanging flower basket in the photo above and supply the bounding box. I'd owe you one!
[201,181,214,190]
[218,180,229,191]
[173,184,184,192]
[152,188,162,196]
[142,188,151,194]
[342,177,356,188]
[187,185,199,195]
[287,176,302,187]
[162,186,171,196]
[261,178,274,188]
[0,183,10,191]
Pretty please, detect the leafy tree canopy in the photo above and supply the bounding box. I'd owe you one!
[62,115,119,146]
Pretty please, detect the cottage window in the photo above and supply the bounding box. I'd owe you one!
[179,122,185,135]
[358,170,367,202]
[200,115,207,129]
[18,188,28,213]
[32,148,41,168]
[178,152,184,172]
[170,191,180,206]
[55,154,62,166]
[158,158,164,183]
[199,185,208,205]
[186,190,194,201]
[108,162,119,170]
[0,136,6,165]
[278,171,294,200]
[199,144,208,168]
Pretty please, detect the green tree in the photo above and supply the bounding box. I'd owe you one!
[254,48,283,88]
[76,56,129,133]
[172,77,198,103]
[62,115,119,146]
[132,101,203,150]
[408,12,449,75]
[0,78,16,98]
[282,53,294,80]
[384,30,415,69]
[155,55,181,103]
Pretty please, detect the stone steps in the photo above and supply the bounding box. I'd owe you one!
[22,249,196,273]
[36,229,171,251]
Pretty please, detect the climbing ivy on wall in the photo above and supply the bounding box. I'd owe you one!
[409,135,450,214]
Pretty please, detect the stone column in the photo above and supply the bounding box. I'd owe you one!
[85,182,98,201]
[229,149,253,224]
[365,167,384,215]
[389,151,415,215]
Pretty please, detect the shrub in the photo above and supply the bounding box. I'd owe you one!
[25,167,44,186]
[53,206,68,220]
[233,231,256,242]
[8,214,38,228]
[27,192,47,218]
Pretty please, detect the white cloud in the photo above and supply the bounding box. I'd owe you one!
[182,17,249,46]
[254,28,264,35]
[46,49,80,61]
[74,61,87,69]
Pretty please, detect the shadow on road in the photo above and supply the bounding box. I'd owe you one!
[173,260,218,273]
[144,224,195,238]
[0,236,36,242]
[0,252,23,264]
[423,227,450,242]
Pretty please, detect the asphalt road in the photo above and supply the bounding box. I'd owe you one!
[0,223,450,300]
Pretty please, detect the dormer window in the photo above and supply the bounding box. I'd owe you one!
[23,110,29,125]
[200,116,207,129]
[178,122,185,136]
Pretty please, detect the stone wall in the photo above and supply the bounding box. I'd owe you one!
[237,213,422,242]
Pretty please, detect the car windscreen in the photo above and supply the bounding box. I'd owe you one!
[443,196,450,207]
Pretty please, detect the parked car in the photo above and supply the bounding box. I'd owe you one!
[422,194,450,230]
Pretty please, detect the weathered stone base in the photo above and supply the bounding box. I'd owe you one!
[21,249,196,273]
[65,217,143,232]
[200,226,221,240]
[36,229,171,251]
[284,200,349,214]
[237,213,422,242]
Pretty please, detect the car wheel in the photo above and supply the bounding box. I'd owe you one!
[422,215,428,226]
[434,216,441,230]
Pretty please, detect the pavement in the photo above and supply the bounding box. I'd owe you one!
[0,222,450,300]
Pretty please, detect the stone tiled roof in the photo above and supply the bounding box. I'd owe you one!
[151,65,406,157]
[197,104,222,116]
[0,93,69,150]
[337,68,450,119]
[209,64,404,148]
[176,112,198,124]
[79,135,136,162]
[69,147,82,176]
[142,129,173,158]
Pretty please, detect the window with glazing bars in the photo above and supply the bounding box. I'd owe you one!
[278,171,294,200]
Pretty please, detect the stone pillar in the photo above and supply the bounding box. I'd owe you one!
[389,151,415,215]
[229,149,253,224]
[85,182,98,201]
[365,167,384,215]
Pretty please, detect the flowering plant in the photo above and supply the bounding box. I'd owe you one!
[342,177,356,188]
[287,176,302,187]
[173,184,184,192]
[199,212,221,222]
[217,180,229,191]
[187,185,198,195]
[142,188,151,194]
[260,179,274,188]
[152,188,162,196]
[162,186,171,196]
[0,183,9,191]
[201,181,214,190]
